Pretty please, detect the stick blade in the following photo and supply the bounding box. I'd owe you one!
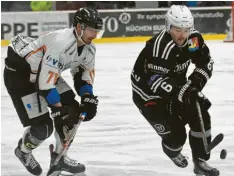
[208,133,224,152]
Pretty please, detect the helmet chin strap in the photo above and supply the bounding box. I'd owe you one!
[74,27,86,46]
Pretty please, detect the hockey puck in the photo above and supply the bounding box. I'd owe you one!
[220,149,227,159]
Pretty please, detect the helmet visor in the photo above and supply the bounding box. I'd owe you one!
[84,25,104,39]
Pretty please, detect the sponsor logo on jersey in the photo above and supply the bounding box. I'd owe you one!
[26,104,32,111]
[148,63,169,74]
[148,74,161,85]
[174,60,191,73]
[188,37,199,51]
[45,55,64,69]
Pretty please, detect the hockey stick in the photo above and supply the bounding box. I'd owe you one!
[196,101,223,154]
[47,112,86,176]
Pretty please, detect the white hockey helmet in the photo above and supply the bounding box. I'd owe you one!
[165,5,194,31]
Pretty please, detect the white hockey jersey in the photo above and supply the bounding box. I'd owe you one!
[10,28,95,91]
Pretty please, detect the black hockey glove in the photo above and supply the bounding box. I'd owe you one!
[177,81,211,111]
[80,94,98,121]
[188,72,206,91]
[51,106,80,140]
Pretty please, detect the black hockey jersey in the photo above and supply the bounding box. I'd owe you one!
[131,29,214,105]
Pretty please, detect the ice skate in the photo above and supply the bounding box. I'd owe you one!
[14,139,42,175]
[170,153,188,168]
[47,144,85,176]
[193,158,219,176]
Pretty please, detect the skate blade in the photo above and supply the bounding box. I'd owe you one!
[194,169,208,176]
[48,171,61,176]
[59,171,86,176]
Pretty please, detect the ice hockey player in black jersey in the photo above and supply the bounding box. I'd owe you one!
[131,5,219,176]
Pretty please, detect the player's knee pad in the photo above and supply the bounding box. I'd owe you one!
[30,120,54,141]
[21,121,53,151]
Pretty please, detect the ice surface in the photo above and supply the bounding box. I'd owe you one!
[1,41,234,176]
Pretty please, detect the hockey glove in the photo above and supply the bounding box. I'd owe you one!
[51,106,80,141]
[188,72,206,91]
[80,94,98,121]
[178,81,211,111]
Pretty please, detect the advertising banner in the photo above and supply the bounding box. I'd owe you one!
[69,8,231,38]
[1,12,69,39]
[1,8,231,41]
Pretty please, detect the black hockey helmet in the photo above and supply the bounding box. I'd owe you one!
[73,7,103,30]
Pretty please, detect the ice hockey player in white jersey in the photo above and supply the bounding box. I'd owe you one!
[3,8,103,176]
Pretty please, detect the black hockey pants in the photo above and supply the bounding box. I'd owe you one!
[132,91,211,160]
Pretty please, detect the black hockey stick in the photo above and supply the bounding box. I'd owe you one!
[196,101,224,153]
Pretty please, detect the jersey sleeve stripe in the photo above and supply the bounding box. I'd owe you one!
[132,81,160,100]
[25,45,46,60]
[194,68,210,80]
[150,77,163,91]
[178,83,190,102]
[132,86,148,101]
[151,77,169,93]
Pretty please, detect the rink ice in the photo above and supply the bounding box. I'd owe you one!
[1,41,234,176]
